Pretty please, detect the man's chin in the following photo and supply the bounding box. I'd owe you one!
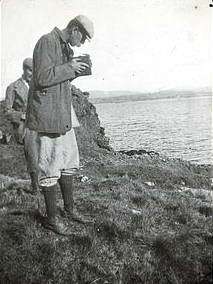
[69,41,81,47]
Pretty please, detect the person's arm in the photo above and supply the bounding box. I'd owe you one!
[33,36,87,88]
[5,84,23,123]
[5,84,15,112]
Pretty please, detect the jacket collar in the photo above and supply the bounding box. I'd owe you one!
[53,27,67,43]
[21,76,29,88]
[14,77,28,88]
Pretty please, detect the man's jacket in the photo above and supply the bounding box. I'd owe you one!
[26,27,76,134]
[5,77,29,124]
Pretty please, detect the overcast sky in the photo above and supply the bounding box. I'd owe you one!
[0,0,212,99]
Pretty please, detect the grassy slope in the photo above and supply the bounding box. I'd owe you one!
[0,147,212,284]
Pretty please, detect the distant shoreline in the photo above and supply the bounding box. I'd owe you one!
[90,90,211,104]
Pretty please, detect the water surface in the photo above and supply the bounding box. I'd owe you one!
[95,95,212,164]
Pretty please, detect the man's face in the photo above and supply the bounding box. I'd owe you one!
[68,26,87,47]
[23,67,32,83]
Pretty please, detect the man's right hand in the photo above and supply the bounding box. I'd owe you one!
[6,110,23,124]
[69,58,89,74]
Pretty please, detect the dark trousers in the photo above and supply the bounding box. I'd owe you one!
[24,128,38,179]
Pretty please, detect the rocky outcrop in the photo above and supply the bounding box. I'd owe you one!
[0,101,14,143]
[0,85,111,152]
[70,85,112,155]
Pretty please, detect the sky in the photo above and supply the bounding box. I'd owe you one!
[0,0,212,99]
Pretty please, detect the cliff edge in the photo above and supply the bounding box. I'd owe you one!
[0,88,212,284]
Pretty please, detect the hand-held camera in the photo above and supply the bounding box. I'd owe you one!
[73,54,92,77]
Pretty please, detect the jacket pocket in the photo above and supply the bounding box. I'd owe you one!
[38,85,58,96]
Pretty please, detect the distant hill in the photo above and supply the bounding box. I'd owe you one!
[90,90,143,98]
[90,87,212,104]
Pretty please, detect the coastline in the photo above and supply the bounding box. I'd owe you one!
[0,88,212,283]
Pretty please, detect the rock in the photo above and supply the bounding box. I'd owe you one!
[0,130,12,145]
[119,149,159,156]
[0,101,14,143]
[145,181,155,187]
[70,85,111,154]
[131,209,142,215]
[81,176,89,183]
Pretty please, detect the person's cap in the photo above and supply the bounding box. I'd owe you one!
[74,15,94,39]
[23,58,33,69]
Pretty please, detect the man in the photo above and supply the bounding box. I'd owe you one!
[26,15,94,235]
[5,58,39,194]
[5,58,33,144]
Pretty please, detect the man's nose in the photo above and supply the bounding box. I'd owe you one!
[81,35,86,44]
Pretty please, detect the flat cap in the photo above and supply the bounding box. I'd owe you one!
[23,58,33,69]
[74,15,94,39]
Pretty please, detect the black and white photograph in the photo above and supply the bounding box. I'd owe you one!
[0,0,212,283]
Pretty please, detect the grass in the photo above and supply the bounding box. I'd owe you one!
[0,150,212,283]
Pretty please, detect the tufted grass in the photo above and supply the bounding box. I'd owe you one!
[0,151,212,284]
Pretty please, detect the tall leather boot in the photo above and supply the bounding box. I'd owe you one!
[58,175,74,214]
[42,185,72,235]
[59,175,87,223]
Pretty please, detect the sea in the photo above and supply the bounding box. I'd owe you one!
[94,95,212,165]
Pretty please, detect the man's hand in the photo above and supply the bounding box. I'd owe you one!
[6,110,23,124]
[69,58,89,74]
[21,113,26,120]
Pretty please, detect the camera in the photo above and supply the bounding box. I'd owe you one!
[73,54,92,77]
